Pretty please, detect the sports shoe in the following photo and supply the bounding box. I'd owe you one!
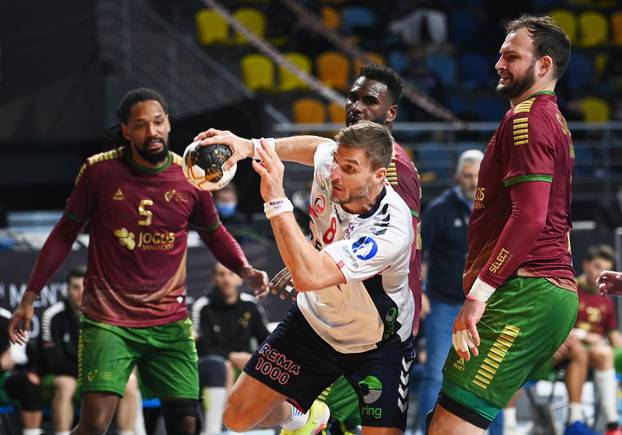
[280,400,330,435]
[563,420,601,435]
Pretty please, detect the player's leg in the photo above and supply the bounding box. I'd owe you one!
[564,341,589,425]
[198,355,227,435]
[226,305,339,433]
[52,375,78,433]
[72,317,139,435]
[418,298,460,432]
[428,277,578,435]
[116,370,139,435]
[3,370,43,433]
[137,318,201,435]
[589,342,620,432]
[343,333,414,435]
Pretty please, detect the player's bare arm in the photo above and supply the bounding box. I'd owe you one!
[194,128,325,168]
[252,139,346,291]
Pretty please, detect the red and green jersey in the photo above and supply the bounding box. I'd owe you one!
[463,92,576,292]
[65,147,220,327]
[389,143,423,332]
[576,281,617,336]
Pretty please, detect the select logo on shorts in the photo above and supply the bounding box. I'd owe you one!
[352,236,378,260]
[360,376,383,419]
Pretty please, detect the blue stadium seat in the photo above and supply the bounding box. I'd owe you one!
[565,53,594,88]
[449,9,477,46]
[425,53,457,87]
[389,51,408,75]
[473,96,507,121]
[459,52,491,88]
[446,96,470,118]
[573,143,595,177]
[341,6,376,33]
[417,142,453,179]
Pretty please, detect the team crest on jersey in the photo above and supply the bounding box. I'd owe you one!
[165,189,176,202]
[352,236,378,260]
[313,194,326,215]
[114,228,136,250]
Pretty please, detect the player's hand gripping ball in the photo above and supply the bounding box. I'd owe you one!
[182,141,237,191]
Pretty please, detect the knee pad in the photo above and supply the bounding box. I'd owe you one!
[198,355,227,388]
[162,399,202,435]
[4,372,43,411]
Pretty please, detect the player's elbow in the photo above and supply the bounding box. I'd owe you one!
[290,273,317,292]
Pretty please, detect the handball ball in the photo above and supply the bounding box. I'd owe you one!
[182,141,237,191]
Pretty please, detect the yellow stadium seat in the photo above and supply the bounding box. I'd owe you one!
[316,51,350,91]
[550,9,577,43]
[578,11,608,47]
[293,98,327,124]
[579,97,610,123]
[322,6,341,30]
[595,53,608,74]
[612,11,622,45]
[328,101,345,123]
[353,52,386,76]
[240,53,274,91]
[195,9,228,45]
[279,52,312,91]
[233,8,266,43]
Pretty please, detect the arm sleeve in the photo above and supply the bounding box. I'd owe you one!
[605,299,618,332]
[197,225,249,274]
[40,315,77,376]
[477,181,550,288]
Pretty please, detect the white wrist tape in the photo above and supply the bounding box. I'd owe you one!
[252,137,276,160]
[467,277,496,303]
[264,198,293,219]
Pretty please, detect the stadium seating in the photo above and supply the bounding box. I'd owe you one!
[578,11,608,48]
[459,52,490,88]
[232,8,266,44]
[549,9,577,43]
[240,53,274,90]
[328,101,345,124]
[195,9,228,45]
[388,50,408,74]
[611,11,622,45]
[316,51,350,91]
[293,98,327,123]
[449,9,477,46]
[417,142,452,179]
[565,53,594,88]
[425,52,457,87]
[341,6,376,33]
[321,6,341,30]
[579,97,610,123]
[278,52,312,91]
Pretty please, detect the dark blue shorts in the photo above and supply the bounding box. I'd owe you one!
[244,304,414,430]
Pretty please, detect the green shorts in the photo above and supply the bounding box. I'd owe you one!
[441,277,578,421]
[79,316,199,399]
[615,347,622,374]
[322,376,361,427]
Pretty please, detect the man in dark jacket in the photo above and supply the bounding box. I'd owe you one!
[192,262,270,435]
[418,150,485,431]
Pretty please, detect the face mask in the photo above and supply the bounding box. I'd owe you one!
[216,201,237,218]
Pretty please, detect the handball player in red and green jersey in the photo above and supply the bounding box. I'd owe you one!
[8,88,268,435]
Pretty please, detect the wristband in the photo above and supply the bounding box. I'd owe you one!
[466,277,496,303]
[252,137,276,160]
[264,198,293,219]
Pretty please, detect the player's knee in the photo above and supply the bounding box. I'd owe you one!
[569,341,589,362]
[198,355,227,388]
[222,395,254,432]
[591,343,614,368]
[162,399,202,435]
[4,372,43,411]
[79,415,113,435]
[54,375,78,398]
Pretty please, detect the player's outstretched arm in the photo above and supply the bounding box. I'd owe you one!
[598,271,622,295]
[9,216,83,344]
[252,140,346,291]
[195,128,326,168]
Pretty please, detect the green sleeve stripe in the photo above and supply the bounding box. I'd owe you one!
[411,209,420,219]
[504,174,553,187]
[65,211,85,223]
[206,221,221,232]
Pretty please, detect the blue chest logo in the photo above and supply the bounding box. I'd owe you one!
[352,236,378,260]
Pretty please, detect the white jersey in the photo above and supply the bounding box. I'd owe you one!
[297,141,414,354]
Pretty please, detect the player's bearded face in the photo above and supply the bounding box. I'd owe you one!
[496,57,537,100]
[123,100,171,165]
[329,147,378,205]
[136,136,169,164]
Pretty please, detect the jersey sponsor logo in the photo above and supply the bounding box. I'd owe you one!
[255,343,301,386]
[164,189,176,202]
[341,246,360,269]
[114,228,176,251]
[360,376,383,419]
[352,236,378,261]
[489,248,510,274]
[313,194,326,215]
[112,188,125,201]
[474,187,485,210]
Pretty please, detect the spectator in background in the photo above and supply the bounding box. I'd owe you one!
[0,307,43,435]
[418,149,503,434]
[212,183,248,226]
[192,262,270,435]
[40,266,142,435]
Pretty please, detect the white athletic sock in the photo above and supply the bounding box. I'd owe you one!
[55,432,70,435]
[281,403,309,430]
[23,430,41,435]
[568,402,583,423]
[202,386,227,435]
[118,431,135,435]
[595,368,619,424]
[504,407,517,428]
